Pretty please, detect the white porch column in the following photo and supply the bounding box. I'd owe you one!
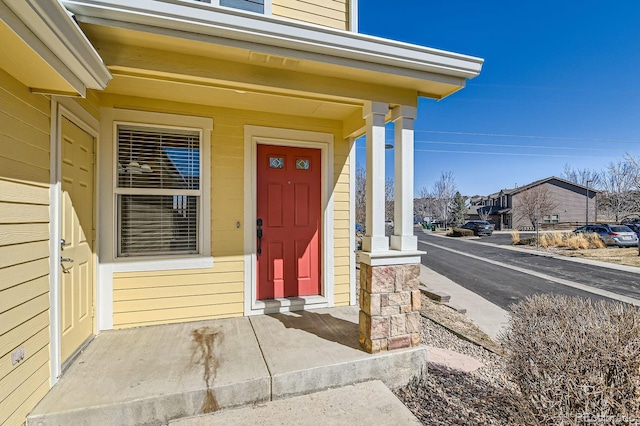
[362,101,389,253]
[390,106,418,251]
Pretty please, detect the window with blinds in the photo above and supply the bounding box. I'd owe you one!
[192,0,264,14]
[116,125,201,257]
[220,0,264,13]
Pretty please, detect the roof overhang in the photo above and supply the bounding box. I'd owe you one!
[61,0,483,100]
[0,0,111,96]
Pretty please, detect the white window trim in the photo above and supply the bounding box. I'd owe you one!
[178,0,272,16]
[113,121,203,258]
[99,108,212,270]
[243,126,334,316]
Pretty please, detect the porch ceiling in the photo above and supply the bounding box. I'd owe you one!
[78,23,464,101]
[64,0,482,123]
[79,24,400,121]
[100,71,361,121]
[82,24,377,120]
[63,0,483,102]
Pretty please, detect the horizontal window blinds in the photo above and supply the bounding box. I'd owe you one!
[119,195,198,256]
[117,125,200,190]
[116,125,201,257]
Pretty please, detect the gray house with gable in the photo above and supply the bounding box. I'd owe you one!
[468,177,597,230]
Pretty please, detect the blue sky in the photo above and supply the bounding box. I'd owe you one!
[357,1,640,196]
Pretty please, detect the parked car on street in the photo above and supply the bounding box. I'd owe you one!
[623,223,640,237]
[573,224,638,247]
[460,220,494,236]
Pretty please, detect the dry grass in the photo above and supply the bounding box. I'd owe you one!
[501,294,640,425]
[514,231,606,250]
[553,247,640,267]
[510,230,520,245]
[510,231,640,266]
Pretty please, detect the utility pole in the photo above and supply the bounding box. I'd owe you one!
[585,180,592,225]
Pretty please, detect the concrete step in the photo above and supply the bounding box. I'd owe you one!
[169,380,420,425]
[28,307,427,426]
[419,285,451,303]
[443,302,467,315]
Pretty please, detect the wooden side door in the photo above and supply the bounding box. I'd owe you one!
[256,144,321,300]
[60,117,95,363]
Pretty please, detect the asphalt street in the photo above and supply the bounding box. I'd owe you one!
[416,230,640,310]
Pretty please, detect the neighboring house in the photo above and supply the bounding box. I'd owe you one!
[468,177,597,230]
[0,1,482,423]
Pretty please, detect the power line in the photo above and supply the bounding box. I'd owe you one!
[354,145,624,159]
[412,130,640,144]
[414,140,612,152]
[413,149,621,159]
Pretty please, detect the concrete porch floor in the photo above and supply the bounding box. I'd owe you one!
[28,306,427,425]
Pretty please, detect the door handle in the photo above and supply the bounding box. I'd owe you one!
[60,256,73,274]
[60,238,70,248]
[256,218,263,256]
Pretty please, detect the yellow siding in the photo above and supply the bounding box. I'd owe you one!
[104,95,354,326]
[273,0,349,30]
[333,136,351,306]
[0,68,51,426]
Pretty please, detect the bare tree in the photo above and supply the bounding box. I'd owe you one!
[624,154,640,191]
[385,177,394,225]
[432,171,457,229]
[599,160,637,222]
[415,186,435,222]
[354,167,396,230]
[355,165,366,229]
[477,206,491,221]
[513,186,559,227]
[562,164,602,188]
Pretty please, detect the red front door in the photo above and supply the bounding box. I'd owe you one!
[257,144,321,299]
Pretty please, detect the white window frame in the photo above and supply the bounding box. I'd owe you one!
[114,122,203,258]
[543,214,560,224]
[183,0,272,15]
[99,109,212,271]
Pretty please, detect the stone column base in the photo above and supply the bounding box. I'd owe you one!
[359,263,421,353]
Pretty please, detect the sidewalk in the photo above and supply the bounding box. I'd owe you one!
[169,381,421,425]
[419,265,510,340]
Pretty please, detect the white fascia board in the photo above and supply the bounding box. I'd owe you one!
[61,0,483,81]
[3,0,111,92]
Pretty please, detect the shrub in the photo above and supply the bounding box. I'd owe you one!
[566,233,589,249]
[563,232,606,250]
[511,230,521,245]
[538,233,552,248]
[514,236,536,245]
[519,232,606,250]
[586,232,606,249]
[547,232,566,247]
[501,294,640,425]
[448,228,474,237]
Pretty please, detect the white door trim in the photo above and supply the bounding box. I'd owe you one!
[243,126,334,315]
[49,97,99,384]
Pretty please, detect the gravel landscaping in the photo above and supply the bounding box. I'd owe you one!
[394,297,525,425]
